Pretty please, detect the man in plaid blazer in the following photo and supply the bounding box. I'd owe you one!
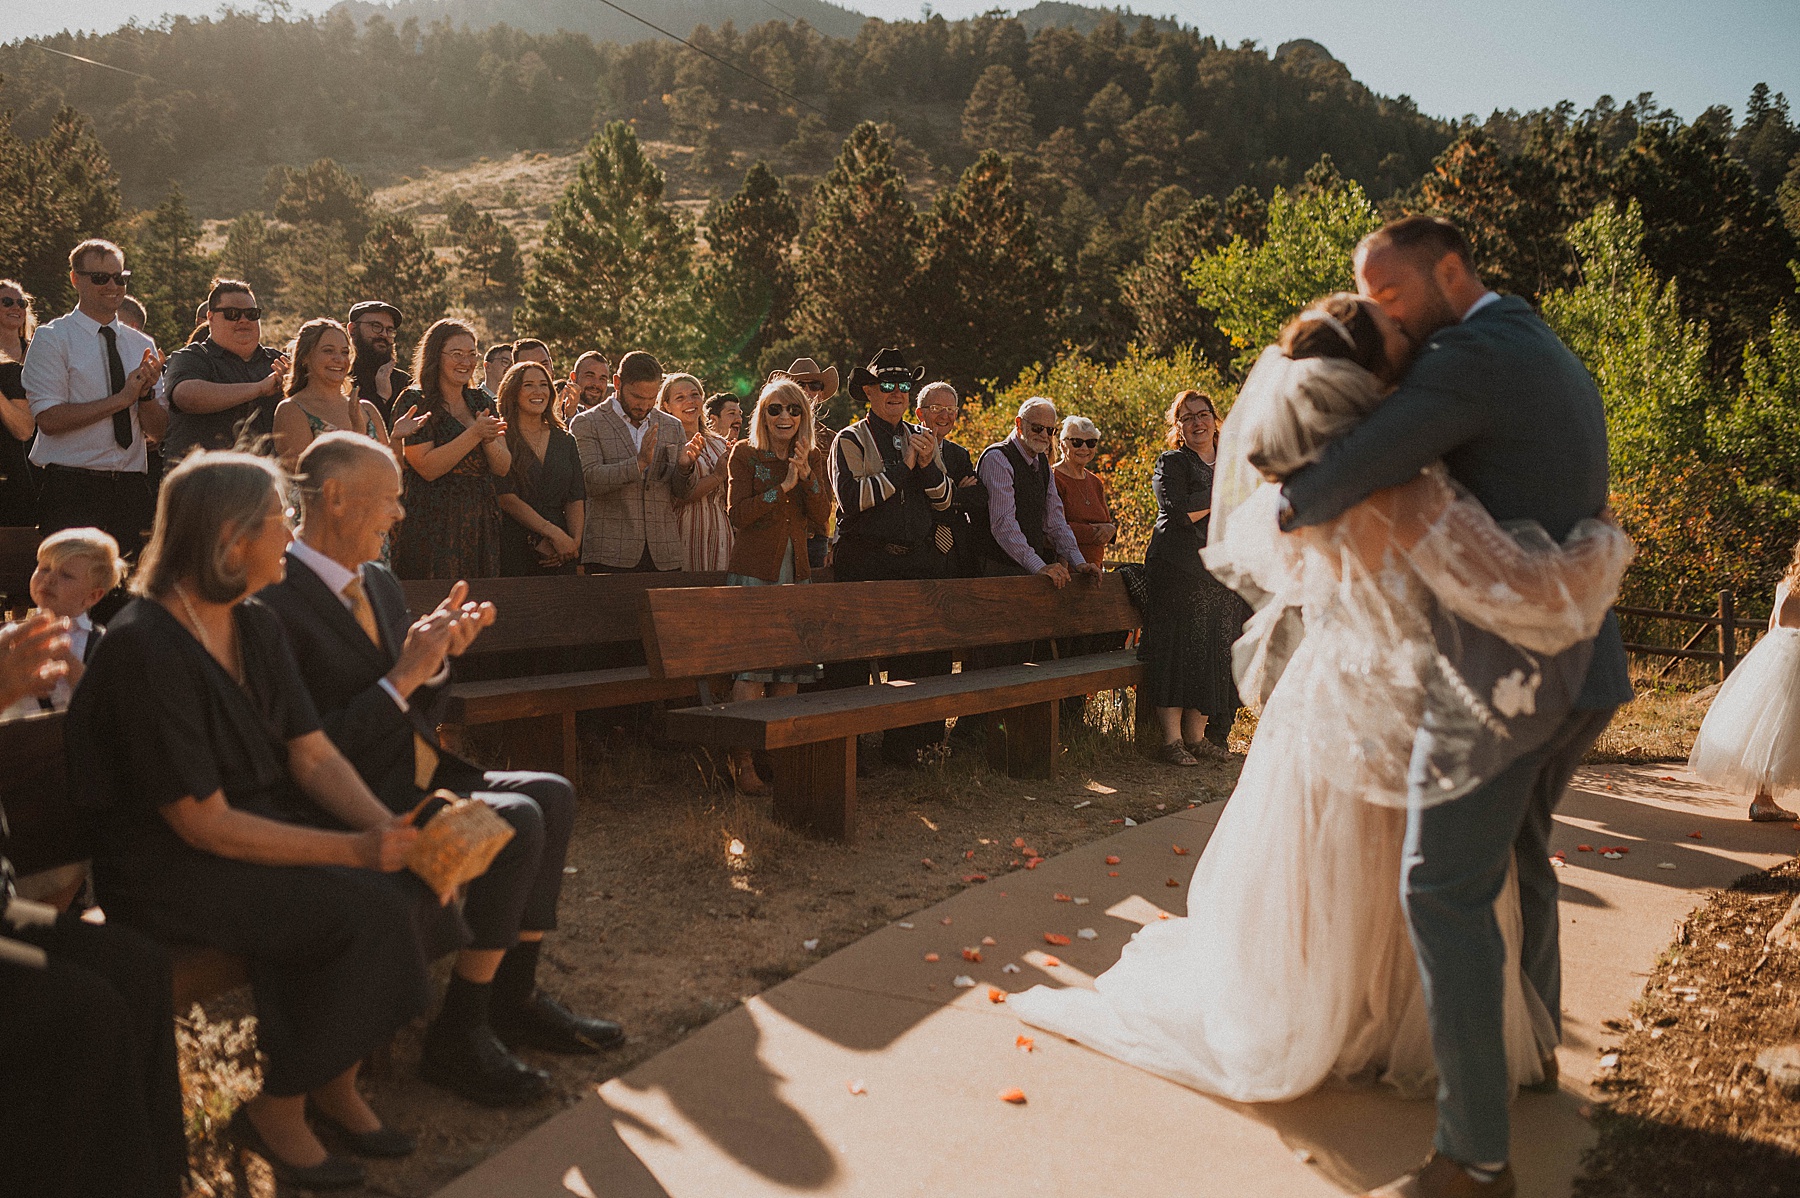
[570,350,697,572]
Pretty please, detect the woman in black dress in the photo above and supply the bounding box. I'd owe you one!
[67,450,433,1192]
[494,361,584,575]
[392,319,511,579]
[0,278,39,526]
[1139,390,1250,765]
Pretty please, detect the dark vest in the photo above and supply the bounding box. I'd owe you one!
[968,439,1053,570]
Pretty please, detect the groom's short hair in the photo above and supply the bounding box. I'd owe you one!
[1361,216,1476,273]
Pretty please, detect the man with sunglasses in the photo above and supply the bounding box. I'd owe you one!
[968,396,1094,587]
[829,348,955,766]
[162,278,286,463]
[22,239,167,561]
[346,301,411,425]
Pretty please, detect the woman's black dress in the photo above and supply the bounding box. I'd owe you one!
[0,358,39,526]
[495,427,584,576]
[393,386,505,580]
[1138,446,1251,725]
[66,597,434,1096]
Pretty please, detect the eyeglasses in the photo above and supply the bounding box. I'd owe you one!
[1178,412,1215,425]
[917,404,957,415]
[764,402,806,418]
[877,380,912,394]
[83,271,131,287]
[1065,437,1098,448]
[798,380,825,392]
[0,296,26,310]
[443,349,480,362]
[355,320,397,336]
[1025,421,1057,437]
[212,306,262,322]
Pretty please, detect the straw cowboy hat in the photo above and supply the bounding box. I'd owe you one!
[846,348,925,395]
[770,357,839,403]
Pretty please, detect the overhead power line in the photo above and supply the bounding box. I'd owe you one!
[26,43,160,83]
[588,0,827,118]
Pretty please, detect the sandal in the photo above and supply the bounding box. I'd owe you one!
[1158,741,1199,767]
[1749,802,1797,822]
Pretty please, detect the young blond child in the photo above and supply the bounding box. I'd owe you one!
[1689,540,1800,821]
[0,528,127,718]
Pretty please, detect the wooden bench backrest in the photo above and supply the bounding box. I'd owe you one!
[0,526,40,611]
[400,571,728,658]
[642,573,1141,678]
[0,712,91,878]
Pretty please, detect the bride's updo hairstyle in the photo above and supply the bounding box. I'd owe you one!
[1239,293,1390,481]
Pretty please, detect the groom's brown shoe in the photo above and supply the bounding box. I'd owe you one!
[1362,1152,1516,1198]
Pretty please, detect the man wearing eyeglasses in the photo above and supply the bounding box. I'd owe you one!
[968,397,1094,587]
[346,301,411,425]
[162,278,286,463]
[829,348,955,765]
[21,239,167,560]
[914,381,982,577]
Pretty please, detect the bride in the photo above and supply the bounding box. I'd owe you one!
[1008,293,1634,1102]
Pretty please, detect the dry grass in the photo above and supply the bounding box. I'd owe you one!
[1589,663,1715,764]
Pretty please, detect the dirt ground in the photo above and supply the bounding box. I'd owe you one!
[176,701,1246,1197]
[1574,856,1800,1197]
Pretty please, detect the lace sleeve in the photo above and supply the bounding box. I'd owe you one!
[1360,470,1635,657]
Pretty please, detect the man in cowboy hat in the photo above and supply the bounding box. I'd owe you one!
[771,357,840,570]
[827,348,955,766]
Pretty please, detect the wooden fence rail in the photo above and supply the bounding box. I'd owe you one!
[1617,590,1768,681]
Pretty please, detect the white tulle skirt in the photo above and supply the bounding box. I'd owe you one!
[1009,634,1556,1104]
[1688,627,1800,797]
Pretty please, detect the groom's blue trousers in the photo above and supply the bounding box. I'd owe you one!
[1402,704,1617,1166]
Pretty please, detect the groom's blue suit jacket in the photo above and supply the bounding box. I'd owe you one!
[1281,294,1632,714]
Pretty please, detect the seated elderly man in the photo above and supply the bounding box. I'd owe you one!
[259,432,622,1109]
[967,397,1098,586]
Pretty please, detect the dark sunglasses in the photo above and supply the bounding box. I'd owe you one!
[83,271,131,286]
[764,402,806,418]
[212,306,263,322]
[877,380,912,394]
[1025,421,1058,437]
[1065,437,1098,448]
[798,380,825,392]
[0,296,25,309]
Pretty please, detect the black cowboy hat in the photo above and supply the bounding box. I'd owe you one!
[846,348,926,394]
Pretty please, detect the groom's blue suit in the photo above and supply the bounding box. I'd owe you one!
[1282,294,1631,1165]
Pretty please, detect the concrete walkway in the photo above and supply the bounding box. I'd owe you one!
[434,765,1796,1198]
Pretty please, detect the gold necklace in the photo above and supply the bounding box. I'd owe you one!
[173,585,242,683]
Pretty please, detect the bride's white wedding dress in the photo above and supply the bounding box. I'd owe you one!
[1009,351,1633,1104]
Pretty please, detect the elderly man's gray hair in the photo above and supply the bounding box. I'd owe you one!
[917,381,959,408]
[295,430,395,510]
[1017,396,1057,421]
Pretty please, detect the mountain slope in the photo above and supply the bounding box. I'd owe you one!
[329,0,868,40]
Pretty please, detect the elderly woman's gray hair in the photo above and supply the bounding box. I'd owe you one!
[134,450,287,603]
[1060,415,1099,442]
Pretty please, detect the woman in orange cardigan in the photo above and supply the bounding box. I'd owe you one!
[722,379,832,794]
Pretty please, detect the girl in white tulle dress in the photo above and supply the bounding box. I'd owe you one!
[1010,295,1634,1104]
[1689,553,1800,821]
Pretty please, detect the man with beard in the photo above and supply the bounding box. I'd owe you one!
[346,301,410,425]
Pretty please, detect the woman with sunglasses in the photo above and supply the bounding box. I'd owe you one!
[162,279,288,464]
[720,380,832,795]
[391,319,511,580]
[0,279,39,526]
[1052,415,1116,568]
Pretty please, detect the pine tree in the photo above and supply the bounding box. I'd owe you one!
[358,215,451,351]
[218,211,285,308]
[266,158,374,245]
[0,108,124,312]
[515,120,698,364]
[1120,196,1231,364]
[787,122,924,384]
[127,184,218,351]
[458,212,524,298]
[278,224,357,331]
[963,65,1034,157]
[698,161,800,388]
[915,150,1062,389]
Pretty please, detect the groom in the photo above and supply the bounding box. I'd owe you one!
[1281,216,1629,1198]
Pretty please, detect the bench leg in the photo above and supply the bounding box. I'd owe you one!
[987,701,1059,781]
[768,738,857,841]
[560,711,580,790]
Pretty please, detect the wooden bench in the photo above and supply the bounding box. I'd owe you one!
[0,711,249,1009]
[0,525,39,612]
[400,571,726,783]
[641,573,1143,840]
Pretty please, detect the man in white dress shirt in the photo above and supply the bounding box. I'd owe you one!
[21,240,167,559]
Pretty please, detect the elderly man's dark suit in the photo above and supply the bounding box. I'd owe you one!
[1282,294,1630,1167]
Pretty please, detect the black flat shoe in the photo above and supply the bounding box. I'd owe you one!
[227,1106,366,1191]
[420,1021,551,1108]
[308,1104,419,1159]
[493,991,625,1055]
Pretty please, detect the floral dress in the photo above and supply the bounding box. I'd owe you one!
[392,387,503,580]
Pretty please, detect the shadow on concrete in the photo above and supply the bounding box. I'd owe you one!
[430,1094,676,1198]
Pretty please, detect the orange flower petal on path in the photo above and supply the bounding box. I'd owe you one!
[962,948,982,962]
[962,874,989,883]
[1105,856,1121,865]
[1172,845,1190,855]
[941,917,954,925]
[1016,1034,1035,1052]
[999,1088,1028,1104]
[847,1080,868,1095]
[1025,858,1044,869]
[1688,831,1704,839]
[1576,845,1593,852]
[1021,847,1038,859]
[1041,955,1061,966]
[988,987,1007,1003]
[1044,932,1072,946]
[1013,837,1027,848]
[965,850,975,860]
[1108,871,1119,877]
[982,935,997,945]
[1054,893,1072,902]
[1166,877,1181,887]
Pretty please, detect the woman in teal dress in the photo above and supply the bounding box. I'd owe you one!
[391,320,511,580]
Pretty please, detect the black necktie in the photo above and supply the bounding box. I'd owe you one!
[98,325,133,449]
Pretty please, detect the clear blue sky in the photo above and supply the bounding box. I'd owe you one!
[5,0,1795,123]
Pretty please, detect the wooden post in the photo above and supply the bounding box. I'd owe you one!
[1719,589,1736,681]
[987,701,1059,781]
[770,737,857,841]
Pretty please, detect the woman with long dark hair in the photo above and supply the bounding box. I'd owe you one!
[0,278,38,525]
[495,361,585,575]
[272,318,423,474]
[390,319,510,580]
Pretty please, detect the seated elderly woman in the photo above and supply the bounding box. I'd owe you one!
[66,450,434,1193]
